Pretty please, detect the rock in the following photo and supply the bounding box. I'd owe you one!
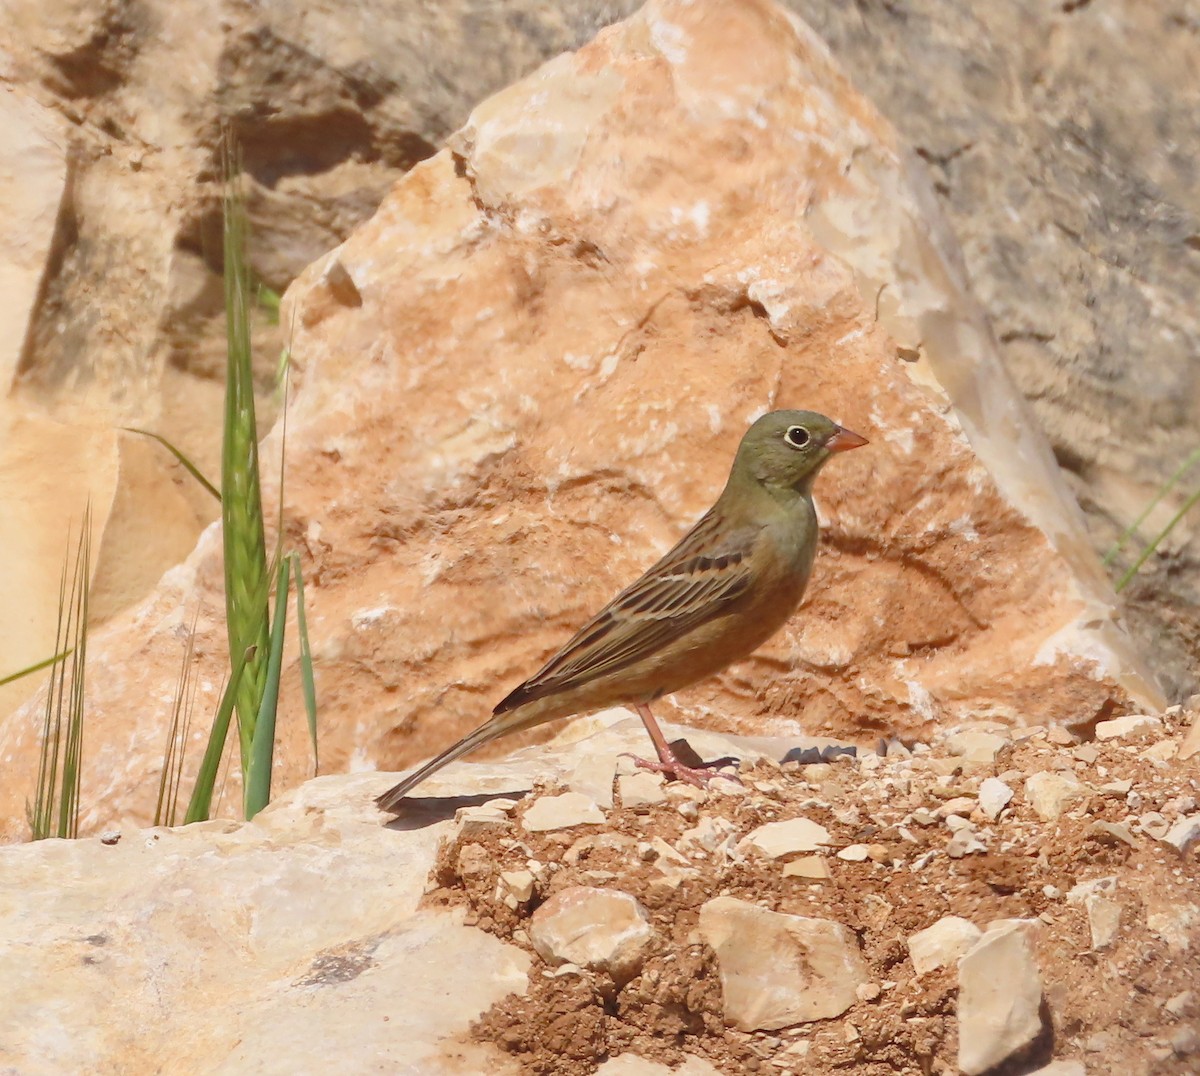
[945,731,1009,764]
[496,870,536,909]
[741,818,832,859]
[978,777,1014,821]
[1085,897,1122,951]
[837,844,870,862]
[569,754,618,810]
[1095,715,1164,742]
[528,886,655,983]
[617,772,668,809]
[1165,990,1194,1018]
[521,793,605,833]
[0,772,529,1073]
[1138,812,1171,839]
[1024,772,1090,821]
[597,1054,724,1076]
[907,916,982,976]
[0,0,1163,835]
[1086,821,1137,849]
[782,857,831,882]
[1161,814,1200,856]
[1027,1063,1086,1076]
[697,896,867,1031]
[678,818,740,863]
[957,923,1045,1075]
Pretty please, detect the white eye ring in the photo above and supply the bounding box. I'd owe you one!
[784,425,811,448]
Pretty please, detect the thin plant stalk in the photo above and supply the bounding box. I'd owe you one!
[1104,444,1200,566]
[1116,484,1200,593]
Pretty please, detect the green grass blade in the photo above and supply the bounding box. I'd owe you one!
[121,427,221,503]
[155,612,198,827]
[1,649,73,688]
[1104,444,1200,566]
[183,646,252,825]
[244,558,290,820]
[1115,483,1200,593]
[292,554,318,775]
[29,543,71,840]
[58,507,90,839]
[220,133,270,772]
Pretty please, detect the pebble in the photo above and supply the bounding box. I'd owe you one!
[495,869,535,908]
[782,856,831,881]
[837,844,870,862]
[1087,820,1137,848]
[1024,771,1090,821]
[1165,990,1194,1017]
[978,777,1014,820]
[529,886,655,983]
[907,916,981,975]
[697,895,867,1031]
[1095,714,1164,742]
[740,817,831,858]
[1161,813,1200,855]
[957,923,1045,1075]
[522,792,605,832]
[945,730,1009,764]
[617,771,668,808]
[1138,812,1170,839]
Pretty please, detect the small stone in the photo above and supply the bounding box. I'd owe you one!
[946,832,987,858]
[782,856,831,881]
[1099,778,1133,795]
[1024,771,1090,821]
[741,817,831,858]
[680,817,739,857]
[1138,812,1170,839]
[1086,820,1137,848]
[529,886,655,982]
[1047,726,1076,745]
[522,792,605,832]
[496,869,536,908]
[910,808,938,826]
[957,923,1044,1075]
[99,831,121,846]
[617,771,668,808]
[1142,741,1178,762]
[568,753,618,809]
[1171,1026,1200,1055]
[1084,896,1121,950]
[1165,990,1194,1017]
[907,916,981,975]
[837,844,870,862]
[1072,744,1100,764]
[944,814,973,832]
[855,982,881,1002]
[978,777,1014,821]
[697,895,868,1031]
[1026,1063,1086,1076]
[936,796,977,818]
[1095,714,1163,742]
[945,730,1009,764]
[455,805,512,838]
[1162,814,1200,855]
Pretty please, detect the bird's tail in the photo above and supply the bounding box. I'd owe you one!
[374,706,544,813]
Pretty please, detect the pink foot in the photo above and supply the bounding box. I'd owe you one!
[623,752,741,788]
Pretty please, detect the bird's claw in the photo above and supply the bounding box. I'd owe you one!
[623,752,743,789]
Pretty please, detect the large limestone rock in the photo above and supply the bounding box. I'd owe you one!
[0,0,1163,837]
[0,771,529,1074]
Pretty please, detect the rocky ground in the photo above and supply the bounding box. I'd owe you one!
[422,707,1200,1075]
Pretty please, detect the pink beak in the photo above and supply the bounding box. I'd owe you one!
[825,425,869,453]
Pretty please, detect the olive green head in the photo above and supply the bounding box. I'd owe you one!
[730,409,868,494]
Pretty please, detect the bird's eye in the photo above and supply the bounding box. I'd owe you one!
[784,425,811,448]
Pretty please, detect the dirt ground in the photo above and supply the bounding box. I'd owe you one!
[422,711,1200,1075]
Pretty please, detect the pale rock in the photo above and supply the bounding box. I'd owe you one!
[678,818,740,862]
[945,731,1009,764]
[1084,896,1121,950]
[978,777,1014,821]
[837,844,870,862]
[1165,991,1194,1018]
[946,832,987,859]
[697,896,867,1031]
[1024,772,1091,821]
[1086,821,1137,849]
[936,797,978,819]
[1,0,1162,836]
[1095,714,1163,742]
[1161,814,1200,856]
[529,886,655,982]
[1027,1064,1087,1076]
[1072,744,1100,765]
[455,806,513,839]
[496,870,536,909]
[618,772,668,809]
[1047,726,1077,746]
[740,818,832,859]
[564,832,637,865]
[957,923,1045,1075]
[521,793,605,833]
[0,773,529,1073]
[782,857,831,882]
[569,753,618,810]
[944,814,974,832]
[1099,779,1133,796]
[1138,812,1171,839]
[1141,741,1178,762]
[907,916,982,975]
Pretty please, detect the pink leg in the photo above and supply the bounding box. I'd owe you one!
[628,703,736,788]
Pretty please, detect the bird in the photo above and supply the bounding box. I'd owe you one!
[375,409,867,811]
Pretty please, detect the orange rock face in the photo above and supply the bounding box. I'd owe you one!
[0,0,1161,835]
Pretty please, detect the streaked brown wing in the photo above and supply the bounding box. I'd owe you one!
[494,509,758,714]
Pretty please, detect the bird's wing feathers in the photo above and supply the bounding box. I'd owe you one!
[494,510,758,713]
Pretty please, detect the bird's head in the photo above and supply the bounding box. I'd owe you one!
[732,409,868,494]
